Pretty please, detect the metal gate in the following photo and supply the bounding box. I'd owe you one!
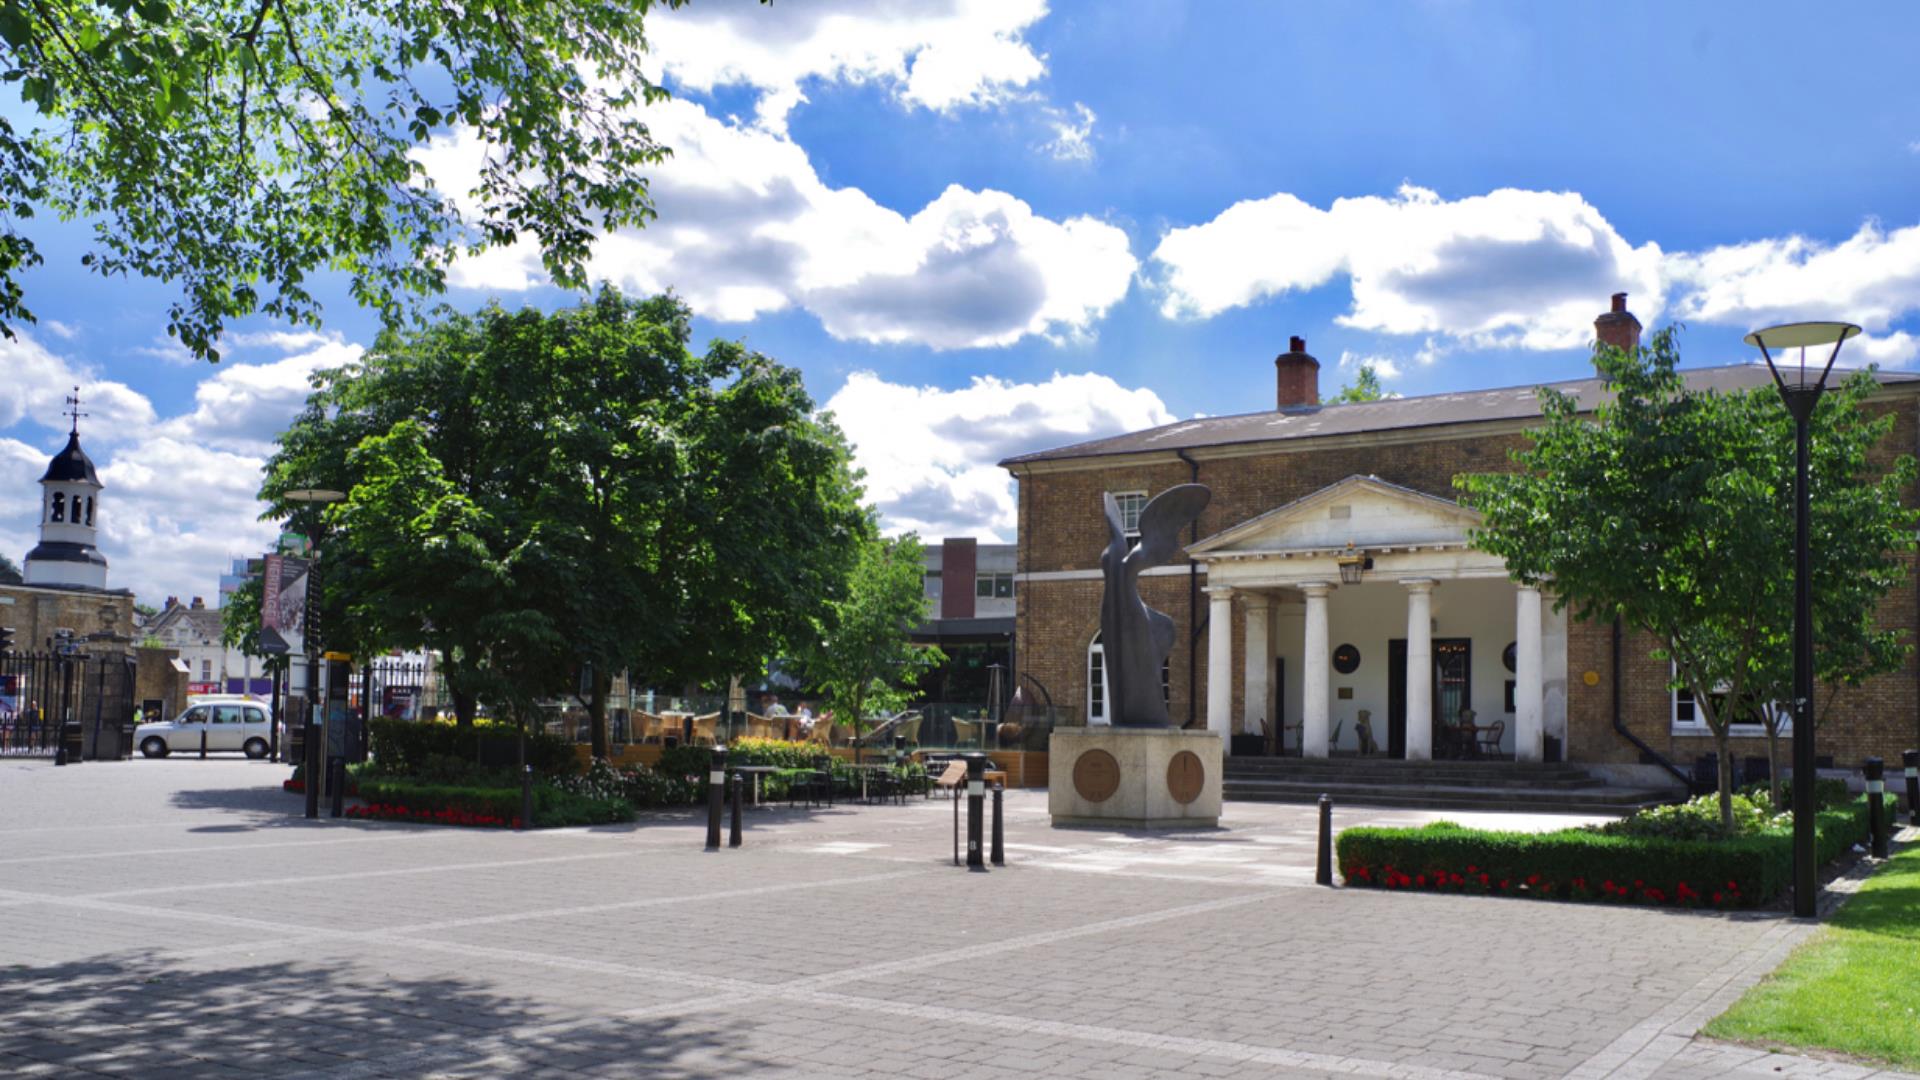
[0,649,138,759]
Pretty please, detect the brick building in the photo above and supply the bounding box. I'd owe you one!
[1001,296,1920,790]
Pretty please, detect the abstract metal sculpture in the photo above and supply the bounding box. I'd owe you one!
[1099,484,1210,727]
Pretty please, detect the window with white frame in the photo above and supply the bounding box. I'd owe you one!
[974,572,1013,599]
[1111,491,1148,540]
[923,570,942,602]
[1670,664,1783,736]
[1087,632,1169,723]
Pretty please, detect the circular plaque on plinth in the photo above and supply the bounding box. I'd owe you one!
[1166,750,1205,805]
[1072,749,1121,803]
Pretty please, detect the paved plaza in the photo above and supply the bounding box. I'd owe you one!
[1,759,1913,1080]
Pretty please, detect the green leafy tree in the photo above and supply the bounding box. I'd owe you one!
[0,551,20,584]
[262,288,869,756]
[1457,329,1916,828]
[0,0,696,360]
[1330,364,1391,404]
[799,533,944,756]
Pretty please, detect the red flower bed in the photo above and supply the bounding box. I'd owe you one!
[345,802,518,829]
[1342,860,1743,908]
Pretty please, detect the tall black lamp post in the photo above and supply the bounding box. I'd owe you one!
[1744,321,1860,919]
[285,488,345,818]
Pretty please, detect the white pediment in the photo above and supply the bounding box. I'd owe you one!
[1189,475,1479,558]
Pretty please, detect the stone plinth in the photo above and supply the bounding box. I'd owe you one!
[1048,727,1222,828]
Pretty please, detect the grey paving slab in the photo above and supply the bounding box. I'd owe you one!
[0,757,1905,1079]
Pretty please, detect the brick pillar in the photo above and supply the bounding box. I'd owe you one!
[1274,336,1320,408]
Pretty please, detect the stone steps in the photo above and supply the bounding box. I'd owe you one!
[1221,757,1679,815]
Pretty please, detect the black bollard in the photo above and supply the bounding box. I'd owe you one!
[1904,749,1919,827]
[990,782,1004,867]
[1316,794,1333,886]
[304,720,321,820]
[964,753,986,870]
[519,764,533,832]
[199,728,207,760]
[329,756,345,818]
[1866,758,1889,859]
[705,745,727,851]
[53,745,65,766]
[729,772,743,848]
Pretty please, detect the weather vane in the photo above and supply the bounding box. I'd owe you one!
[64,385,87,435]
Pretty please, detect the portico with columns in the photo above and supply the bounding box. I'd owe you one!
[1191,475,1567,762]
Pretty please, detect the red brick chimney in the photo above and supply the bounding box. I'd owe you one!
[1594,292,1642,353]
[1274,336,1319,408]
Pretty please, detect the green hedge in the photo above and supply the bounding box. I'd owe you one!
[1335,800,1870,909]
[366,717,576,777]
[355,776,633,828]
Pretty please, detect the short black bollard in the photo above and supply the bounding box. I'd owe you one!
[1904,749,1920,827]
[53,745,65,766]
[705,745,727,851]
[1316,794,1333,886]
[964,752,986,870]
[729,772,743,848]
[329,757,346,818]
[519,764,534,832]
[199,728,208,759]
[1866,758,1889,859]
[304,721,321,820]
[990,782,1005,867]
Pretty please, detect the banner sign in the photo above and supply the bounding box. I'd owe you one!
[187,682,222,696]
[258,554,309,656]
[381,685,421,721]
[224,677,273,697]
[0,673,18,722]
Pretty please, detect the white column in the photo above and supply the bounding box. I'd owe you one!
[1515,584,1545,763]
[1301,583,1332,758]
[1404,579,1435,761]
[1206,588,1234,746]
[1241,593,1272,750]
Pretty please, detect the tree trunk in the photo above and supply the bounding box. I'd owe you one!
[588,668,610,761]
[1764,719,1783,810]
[452,688,477,729]
[1715,732,1735,831]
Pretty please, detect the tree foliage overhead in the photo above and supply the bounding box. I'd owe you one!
[0,0,689,360]
[261,288,870,749]
[0,551,20,584]
[1457,329,1916,826]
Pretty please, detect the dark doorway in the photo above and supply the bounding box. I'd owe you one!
[1387,640,1407,759]
[1387,638,1471,759]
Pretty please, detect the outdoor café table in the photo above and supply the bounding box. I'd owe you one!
[732,765,782,805]
[847,763,896,803]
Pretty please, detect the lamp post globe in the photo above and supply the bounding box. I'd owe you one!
[1744,320,1859,920]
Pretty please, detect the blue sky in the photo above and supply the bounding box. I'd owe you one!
[4,0,1920,604]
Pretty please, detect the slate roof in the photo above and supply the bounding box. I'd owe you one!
[999,363,1920,468]
[39,431,101,485]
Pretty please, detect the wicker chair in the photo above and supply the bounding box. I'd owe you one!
[689,713,719,746]
[1476,719,1506,758]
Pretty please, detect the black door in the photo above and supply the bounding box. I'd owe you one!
[1387,640,1406,759]
[1271,656,1285,755]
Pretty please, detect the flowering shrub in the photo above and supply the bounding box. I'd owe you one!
[555,758,691,808]
[1595,792,1783,841]
[1337,801,1870,909]
[347,802,516,828]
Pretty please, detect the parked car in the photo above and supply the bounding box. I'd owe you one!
[137,696,273,759]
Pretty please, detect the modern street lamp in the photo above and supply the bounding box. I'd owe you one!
[284,488,345,819]
[1744,320,1860,919]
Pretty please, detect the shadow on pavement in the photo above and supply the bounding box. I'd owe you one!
[0,951,760,1078]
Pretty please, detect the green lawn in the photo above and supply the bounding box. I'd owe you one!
[1705,839,1920,1069]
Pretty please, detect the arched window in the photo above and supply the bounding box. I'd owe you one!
[50,491,64,523]
[1087,632,1170,724]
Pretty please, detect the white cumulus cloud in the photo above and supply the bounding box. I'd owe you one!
[647,0,1050,132]
[424,100,1137,350]
[1667,221,1920,336]
[1152,184,1666,352]
[0,332,360,604]
[825,370,1175,540]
